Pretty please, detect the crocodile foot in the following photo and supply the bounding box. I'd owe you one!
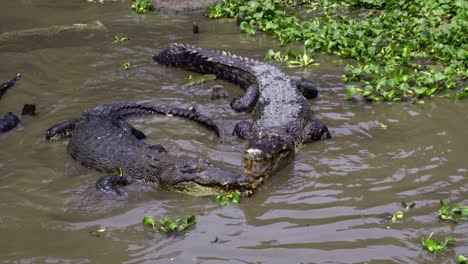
[96,175,131,195]
[0,112,20,132]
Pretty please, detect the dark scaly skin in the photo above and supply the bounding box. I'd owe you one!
[154,44,331,187]
[46,102,253,196]
[0,74,21,133]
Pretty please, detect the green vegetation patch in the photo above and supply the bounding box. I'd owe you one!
[391,201,415,223]
[143,215,196,235]
[421,232,455,253]
[438,200,468,222]
[457,255,468,264]
[132,0,155,14]
[207,0,468,102]
[212,191,241,206]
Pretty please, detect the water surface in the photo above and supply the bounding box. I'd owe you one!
[0,1,467,263]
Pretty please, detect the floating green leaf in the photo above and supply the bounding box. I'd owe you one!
[143,215,156,228]
[438,200,468,222]
[212,191,241,206]
[122,61,131,70]
[132,0,155,14]
[391,202,415,223]
[113,36,129,44]
[421,232,455,253]
[457,255,468,264]
[142,215,196,235]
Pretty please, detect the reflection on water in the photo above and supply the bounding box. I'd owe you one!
[0,1,467,263]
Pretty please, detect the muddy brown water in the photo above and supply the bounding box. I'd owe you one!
[0,1,467,263]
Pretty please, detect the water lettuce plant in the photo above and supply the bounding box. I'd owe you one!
[143,215,196,234]
[421,232,455,253]
[132,0,155,14]
[207,0,468,101]
[438,200,468,222]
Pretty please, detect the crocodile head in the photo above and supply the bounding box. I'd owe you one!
[243,131,294,181]
[160,156,254,196]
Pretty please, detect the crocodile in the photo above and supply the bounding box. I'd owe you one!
[153,43,331,188]
[0,74,21,133]
[46,102,254,196]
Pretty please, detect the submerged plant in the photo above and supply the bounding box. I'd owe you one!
[132,0,155,14]
[421,232,455,253]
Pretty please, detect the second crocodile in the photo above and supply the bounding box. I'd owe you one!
[154,43,331,188]
[46,102,254,196]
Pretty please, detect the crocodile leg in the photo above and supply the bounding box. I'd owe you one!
[232,120,253,139]
[230,84,259,113]
[95,175,132,195]
[0,112,20,132]
[148,144,167,153]
[45,119,78,140]
[300,120,331,144]
[0,73,21,99]
[0,74,22,133]
[290,76,318,99]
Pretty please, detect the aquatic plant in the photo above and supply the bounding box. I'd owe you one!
[143,215,196,234]
[207,0,468,101]
[421,232,455,253]
[457,255,468,264]
[391,202,415,223]
[132,0,155,14]
[212,191,241,206]
[121,61,131,70]
[113,36,129,44]
[438,200,468,222]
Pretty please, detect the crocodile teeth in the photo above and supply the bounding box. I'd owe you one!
[221,51,227,56]
[205,57,213,62]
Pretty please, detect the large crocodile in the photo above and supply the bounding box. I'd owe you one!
[0,74,21,133]
[46,102,254,196]
[153,44,331,188]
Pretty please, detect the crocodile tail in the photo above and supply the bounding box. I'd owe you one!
[0,73,21,99]
[162,107,220,137]
[153,43,257,88]
[86,103,221,137]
